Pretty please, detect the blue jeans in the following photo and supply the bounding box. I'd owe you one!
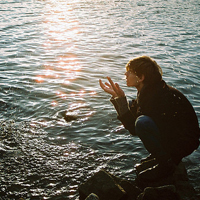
[135,115,170,163]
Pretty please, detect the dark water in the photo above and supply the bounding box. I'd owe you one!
[0,0,200,199]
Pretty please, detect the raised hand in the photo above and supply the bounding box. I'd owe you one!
[99,77,125,98]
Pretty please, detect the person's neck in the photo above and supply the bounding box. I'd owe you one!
[136,82,144,92]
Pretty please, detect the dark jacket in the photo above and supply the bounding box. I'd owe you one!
[117,80,200,163]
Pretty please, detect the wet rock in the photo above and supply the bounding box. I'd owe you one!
[135,162,198,200]
[60,111,78,122]
[85,193,99,200]
[78,169,127,200]
[173,162,197,200]
[137,185,179,200]
[110,176,142,200]
[78,162,198,200]
[78,169,142,200]
[64,114,78,122]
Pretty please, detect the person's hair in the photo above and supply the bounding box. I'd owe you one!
[125,56,163,85]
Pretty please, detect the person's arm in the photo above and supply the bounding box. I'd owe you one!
[111,96,137,135]
[110,96,129,116]
[99,77,137,135]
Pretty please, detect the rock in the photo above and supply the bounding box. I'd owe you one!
[60,110,78,122]
[135,161,198,200]
[64,114,78,122]
[135,159,157,176]
[118,180,142,200]
[109,175,142,200]
[78,162,198,200]
[173,162,196,200]
[137,185,179,200]
[85,193,99,200]
[78,169,127,200]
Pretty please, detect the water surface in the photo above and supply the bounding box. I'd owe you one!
[0,0,200,199]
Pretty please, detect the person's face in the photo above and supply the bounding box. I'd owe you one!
[125,70,144,90]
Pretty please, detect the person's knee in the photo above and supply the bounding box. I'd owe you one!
[135,115,155,136]
[135,115,150,129]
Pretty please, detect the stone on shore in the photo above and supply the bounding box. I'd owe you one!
[137,185,179,200]
[78,169,141,200]
[85,193,99,200]
[78,161,199,200]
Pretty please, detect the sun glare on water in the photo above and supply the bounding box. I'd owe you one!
[34,0,97,112]
[35,0,90,101]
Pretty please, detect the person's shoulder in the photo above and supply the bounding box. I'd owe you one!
[166,84,191,105]
[167,84,184,96]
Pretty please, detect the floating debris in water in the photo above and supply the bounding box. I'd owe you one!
[59,110,78,122]
[64,114,78,122]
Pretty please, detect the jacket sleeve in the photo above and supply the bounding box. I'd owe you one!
[110,97,137,136]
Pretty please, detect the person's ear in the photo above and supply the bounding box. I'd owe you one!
[138,74,145,83]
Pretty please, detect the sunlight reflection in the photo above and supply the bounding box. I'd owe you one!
[30,120,49,128]
[63,80,71,85]
[56,91,67,99]
[36,1,82,90]
[90,91,97,96]
[79,90,85,96]
[56,55,81,73]
[43,0,80,42]
[35,76,44,83]
[51,89,98,108]
[51,101,58,106]
[44,69,54,77]
[34,0,98,114]
[67,90,98,98]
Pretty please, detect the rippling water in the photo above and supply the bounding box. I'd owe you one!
[0,0,200,199]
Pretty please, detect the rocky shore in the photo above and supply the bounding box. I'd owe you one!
[77,162,199,200]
